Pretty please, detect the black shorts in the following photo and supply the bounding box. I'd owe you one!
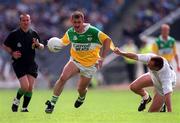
[12,62,38,79]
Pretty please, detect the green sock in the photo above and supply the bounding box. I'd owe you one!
[16,88,25,100]
[51,95,59,105]
[23,92,32,108]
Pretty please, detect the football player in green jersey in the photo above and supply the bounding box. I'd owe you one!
[152,24,180,71]
[45,11,115,113]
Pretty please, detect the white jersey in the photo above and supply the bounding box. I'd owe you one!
[137,53,176,96]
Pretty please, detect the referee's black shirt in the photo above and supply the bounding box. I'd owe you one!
[4,28,41,65]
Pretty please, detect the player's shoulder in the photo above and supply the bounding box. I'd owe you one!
[155,36,161,42]
[7,28,20,37]
[66,27,74,34]
[11,28,20,34]
[29,28,39,34]
[68,27,73,31]
[86,24,102,36]
[89,24,100,31]
[168,36,175,42]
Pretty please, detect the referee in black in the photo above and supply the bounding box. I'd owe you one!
[3,13,44,112]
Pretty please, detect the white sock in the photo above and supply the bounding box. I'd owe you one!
[143,92,149,100]
[22,107,27,110]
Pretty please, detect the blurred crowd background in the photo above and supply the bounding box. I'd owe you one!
[0,0,180,89]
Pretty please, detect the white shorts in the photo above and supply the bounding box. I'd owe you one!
[151,70,176,96]
[70,58,97,78]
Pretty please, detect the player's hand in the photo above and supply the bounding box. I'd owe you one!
[96,58,104,69]
[113,47,122,55]
[12,51,21,59]
[32,38,40,49]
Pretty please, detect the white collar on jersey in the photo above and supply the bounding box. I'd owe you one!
[160,35,170,41]
[74,23,90,34]
[84,23,90,32]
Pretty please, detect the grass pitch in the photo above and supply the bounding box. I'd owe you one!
[0,88,180,123]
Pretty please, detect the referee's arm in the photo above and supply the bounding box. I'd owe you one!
[2,44,21,59]
[2,44,13,55]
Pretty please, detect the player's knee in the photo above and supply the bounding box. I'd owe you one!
[21,86,29,92]
[28,86,34,92]
[129,83,137,92]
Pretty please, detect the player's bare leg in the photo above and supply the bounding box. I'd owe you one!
[53,61,79,96]
[148,92,164,112]
[45,61,79,113]
[74,75,91,108]
[129,73,153,96]
[129,73,153,111]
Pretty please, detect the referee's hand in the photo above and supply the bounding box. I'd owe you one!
[32,38,40,49]
[12,51,21,59]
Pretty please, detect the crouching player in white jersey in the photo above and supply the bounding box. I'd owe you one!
[113,47,176,112]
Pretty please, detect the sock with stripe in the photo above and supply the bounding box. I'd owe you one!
[50,95,59,105]
[16,88,25,100]
[22,92,32,108]
[77,95,85,102]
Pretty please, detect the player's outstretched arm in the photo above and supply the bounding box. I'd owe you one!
[113,47,138,60]
[164,92,172,112]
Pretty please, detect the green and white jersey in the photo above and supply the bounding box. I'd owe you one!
[152,36,177,62]
[61,23,111,66]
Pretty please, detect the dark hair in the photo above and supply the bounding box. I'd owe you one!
[71,11,84,20]
[150,56,164,70]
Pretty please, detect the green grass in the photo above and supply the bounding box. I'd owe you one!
[0,88,180,123]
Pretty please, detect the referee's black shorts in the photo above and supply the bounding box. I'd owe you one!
[12,62,38,79]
